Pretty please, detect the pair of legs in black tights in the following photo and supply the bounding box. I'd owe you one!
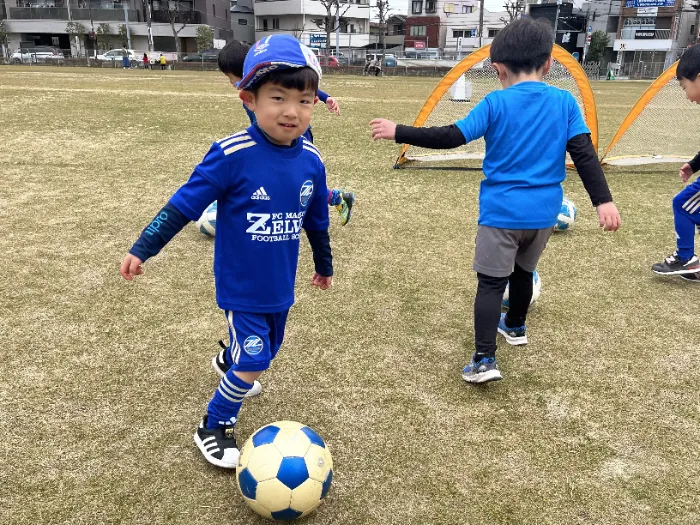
[473,263,533,361]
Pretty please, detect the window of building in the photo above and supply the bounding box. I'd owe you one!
[238,18,247,25]
[262,18,268,30]
[272,17,279,29]
[425,0,436,13]
[410,25,427,36]
[212,4,215,17]
[412,0,422,14]
[488,29,499,38]
[692,24,696,35]
[453,29,476,38]
[462,5,473,13]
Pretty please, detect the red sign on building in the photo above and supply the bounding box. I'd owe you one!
[414,41,426,50]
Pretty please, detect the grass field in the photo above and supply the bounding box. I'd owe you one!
[1,66,699,525]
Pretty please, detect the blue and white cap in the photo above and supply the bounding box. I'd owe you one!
[238,34,322,90]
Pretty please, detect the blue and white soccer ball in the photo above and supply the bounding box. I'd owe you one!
[195,201,217,237]
[502,270,541,308]
[237,421,333,521]
[554,197,577,231]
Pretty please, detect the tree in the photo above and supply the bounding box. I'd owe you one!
[96,23,112,52]
[312,0,350,64]
[586,30,609,63]
[0,20,9,63]
[503,0,525,23]
[118,24,129,48]
[376,0,390,66]
[65,21,87,56]
[196,25,214,52]
[166,0,188,61]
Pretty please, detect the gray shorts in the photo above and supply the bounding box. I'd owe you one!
[473,225,553,278]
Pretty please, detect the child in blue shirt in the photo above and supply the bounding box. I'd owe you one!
[371,18,621,384]
[120,35,334,468]
[651,44,700,279]
[217,39,355,226]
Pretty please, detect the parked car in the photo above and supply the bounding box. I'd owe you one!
[96,49,141,67]
[182,51,219,62]
[318,55,339,67]
[11,47,64,64]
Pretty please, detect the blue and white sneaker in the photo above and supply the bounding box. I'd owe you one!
[497,313,528,345]
[461,357,502,384]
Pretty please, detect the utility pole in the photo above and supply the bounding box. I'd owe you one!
[335,9,340,58]
[145,0,154,53]
[87,0,95,60]
[553,0,562,43]
[478,0,485,47]
[123,2,132,50]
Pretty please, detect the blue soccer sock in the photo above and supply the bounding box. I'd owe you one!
[328,189,342,207]
[206,371,253,430]
[673,192,699,260]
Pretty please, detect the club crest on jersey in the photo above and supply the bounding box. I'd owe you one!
[244,335,264,356]
[300,180,313,207]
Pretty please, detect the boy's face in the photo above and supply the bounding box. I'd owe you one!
[680,74,700,104]
[225,72,242,89]
[240,83,316,146]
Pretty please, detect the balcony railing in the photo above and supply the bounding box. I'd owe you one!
[9,5,138,21]
[620,28,671,39]
[150,8,201,23]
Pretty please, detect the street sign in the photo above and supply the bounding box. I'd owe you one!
[588,25,592,32]
[414,41,426,50]
[572,51,580,60]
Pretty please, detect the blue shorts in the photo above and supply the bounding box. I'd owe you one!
[224,310,289,372]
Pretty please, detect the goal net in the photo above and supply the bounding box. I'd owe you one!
[601,61,700,166]
[395,44,598,169]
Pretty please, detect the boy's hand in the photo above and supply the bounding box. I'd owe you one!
[311,273,332,290]
[596,202,621,232]
[120,254,144,281]
[325,97,341,116]
[680,163,694,183]
[370,119,397,141]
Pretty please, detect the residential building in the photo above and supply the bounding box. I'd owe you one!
[440,2,508,54]
[580,0,620,65]
[368,13,404,50]
[613,0,695,77]
[405,0,440,51]
[3,0,231,56]
[231,0,253,42]
[253,0,371,51]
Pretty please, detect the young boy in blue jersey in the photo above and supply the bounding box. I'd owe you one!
[217,39,355,226]
[651,44,700,280]
[370,18,621,384]
[120,34,334,468]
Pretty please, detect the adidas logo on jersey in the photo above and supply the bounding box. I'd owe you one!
[251,187,270,200]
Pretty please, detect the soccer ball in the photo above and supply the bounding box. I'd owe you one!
[237,421,333,521]
[554,197,577,231]
[195,201,217,237]
[502,270,541,308]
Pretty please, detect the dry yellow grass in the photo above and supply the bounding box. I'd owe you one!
[1,66,699,525]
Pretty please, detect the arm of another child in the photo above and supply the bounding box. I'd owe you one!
[370,98,490,148]
[317,90,340,116]
[120,144,227,280]
[680,150,700,182]
[303,160,333,290]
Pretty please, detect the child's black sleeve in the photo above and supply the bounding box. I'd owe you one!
[129,202,191,262]
[567,133,613,207]
[305,229,333,277]
[688,151,700,172]
[394,124,467,149]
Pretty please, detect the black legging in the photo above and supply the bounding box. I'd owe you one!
[473,263,533,359]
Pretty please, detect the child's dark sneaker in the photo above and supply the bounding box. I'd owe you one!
[462,357,502,384]
[336,191,355,226]
[680,272,700,282]
[497,313,528,345]
[212,341,263,397]
[652,252,700,275]
[193,416,239,469]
